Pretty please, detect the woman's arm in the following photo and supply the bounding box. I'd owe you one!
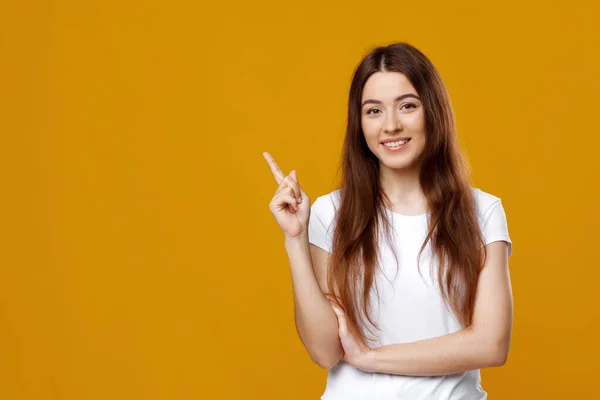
[334,240,513,376]
[286,235,344,370]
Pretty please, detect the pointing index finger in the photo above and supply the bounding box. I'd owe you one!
[263,152,285,184]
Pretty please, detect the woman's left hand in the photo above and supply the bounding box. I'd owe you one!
[327,297,373,371]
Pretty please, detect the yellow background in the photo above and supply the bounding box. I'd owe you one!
[1,0,598,398]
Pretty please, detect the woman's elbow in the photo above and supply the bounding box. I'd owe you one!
[487,342,510,367]
[312,348,344,370]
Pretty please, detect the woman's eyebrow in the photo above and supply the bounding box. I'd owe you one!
[361,93,420,107]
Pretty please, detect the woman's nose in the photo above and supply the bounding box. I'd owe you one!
[384,112,401,132]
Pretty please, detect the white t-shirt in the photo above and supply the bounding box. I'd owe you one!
[307,187,513,400]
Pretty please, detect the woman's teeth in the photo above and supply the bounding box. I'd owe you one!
[383,139,409,148]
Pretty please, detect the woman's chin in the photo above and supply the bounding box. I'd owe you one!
[378,156,420,171]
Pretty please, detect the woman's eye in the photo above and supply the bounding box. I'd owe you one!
[367,104,416,115]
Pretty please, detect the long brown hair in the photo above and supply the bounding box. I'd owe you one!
[326,42,487,344]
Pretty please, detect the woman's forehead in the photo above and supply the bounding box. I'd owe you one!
[362,72,417,101]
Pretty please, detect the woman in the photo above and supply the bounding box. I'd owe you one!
[263,42,513,399]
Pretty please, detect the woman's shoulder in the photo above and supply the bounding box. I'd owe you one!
[470,186,504,217]
[311,189,342,220]
[313,188,342,207]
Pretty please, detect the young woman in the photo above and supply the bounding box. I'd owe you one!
[263,42,513,400]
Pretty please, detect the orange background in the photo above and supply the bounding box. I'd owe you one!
[0,0,598,398]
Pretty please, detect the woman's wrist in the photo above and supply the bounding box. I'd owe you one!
[284,232,309,248]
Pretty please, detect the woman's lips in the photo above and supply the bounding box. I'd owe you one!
[381,138,411,151]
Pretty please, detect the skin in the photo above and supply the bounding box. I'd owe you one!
[361,71,429,215]
[327,71,514,375]
[263,152,344,369]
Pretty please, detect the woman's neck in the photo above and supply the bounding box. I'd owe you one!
[379,164,427,215]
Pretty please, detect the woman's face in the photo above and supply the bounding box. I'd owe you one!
[360,71,427,172]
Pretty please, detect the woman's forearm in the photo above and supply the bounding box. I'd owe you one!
[285,235,343,369]
[359,326,507,376]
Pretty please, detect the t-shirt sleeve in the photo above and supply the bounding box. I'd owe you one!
[308,196,333,254]
[481,200,513,258]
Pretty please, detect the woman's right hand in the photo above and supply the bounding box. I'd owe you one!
[263,152,310,239]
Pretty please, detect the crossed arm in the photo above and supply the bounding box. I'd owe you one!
[332,240,513,376]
